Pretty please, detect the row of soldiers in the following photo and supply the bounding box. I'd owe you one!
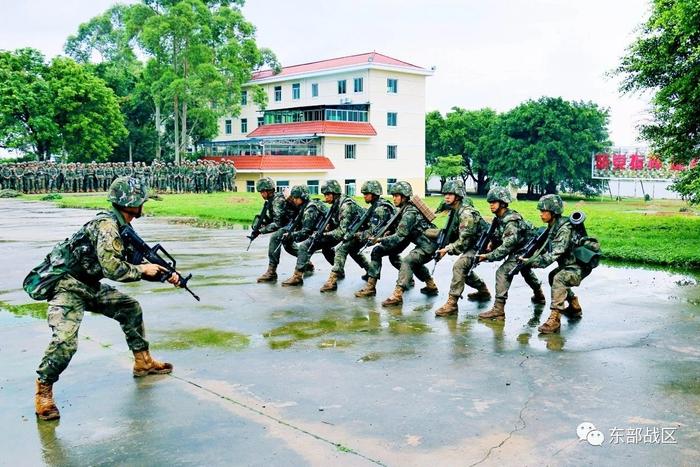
[249,177,599,334]
[0,160,236,194]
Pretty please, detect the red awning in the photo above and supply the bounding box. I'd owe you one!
[205,155,335,171]
[247,121,377,138]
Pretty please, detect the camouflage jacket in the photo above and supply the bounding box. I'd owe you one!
[325,196,365,241]
[291,199,327,242]
[42,208,143,286]
[527,217,578,269]
[483,209,534,262]
[444,200,488,255]
[356,199,396,243]
[380,203,435,250]
[259,192,295,234]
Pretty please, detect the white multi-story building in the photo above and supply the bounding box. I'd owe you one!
[204,52,433,196]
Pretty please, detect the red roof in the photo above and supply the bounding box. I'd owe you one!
[205,155,335,171]
[252,52,426,80]
[247,121,377,138]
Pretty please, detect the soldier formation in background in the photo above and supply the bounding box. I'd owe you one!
[250,178,601,335]
[0,160,236,194]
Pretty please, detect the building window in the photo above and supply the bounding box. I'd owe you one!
[241,90,247,106]
[387,145,397,160]
[345,179,356,197]
[276,180,289,193]
[292,83,300,99]
[240,118,248,133]
[225,119,232,134]
[257,116,264,127]
[311,83,319,97]
[353,77,363,93]
[344,144,356,159]
[337,80,346,94]
[307,179,319,195]
[246,180,255,193]
[387,178,397,192]
[387,78,398,93]
[274,86,282,102]
[387,112,397,127]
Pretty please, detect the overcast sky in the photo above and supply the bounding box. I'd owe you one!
[1,0,652,146]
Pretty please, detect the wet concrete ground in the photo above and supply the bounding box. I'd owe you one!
[1,199,699,466]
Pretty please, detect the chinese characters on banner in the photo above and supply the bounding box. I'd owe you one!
[592,150,697,180]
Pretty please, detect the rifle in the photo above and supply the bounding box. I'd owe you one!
[307,199,340,253]
[506,225,551,281]
[431,207,460,274]
[273,205,306,255]
[119,224,200,301]
[461,218,499,285]
[343,201,377,242]
[246,201,271,251]
[360,203,407,252]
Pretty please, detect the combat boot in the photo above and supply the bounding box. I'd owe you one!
[35,380,60,421]
[435,295,459,317]
[467,283,492,301]
[538,309,561,334]
[303,262,315,277]
[256,264,277,283]
[420,277,439,296]
[282,270,304,287]
[133,350,173,377]
[355,277,377,297]
[320,272,339,292]
[478,299,506,320]
[530,287,547,305]
[565,295,583,319]
[381,286,404,306]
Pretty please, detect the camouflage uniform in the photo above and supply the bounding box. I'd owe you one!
[1,164,14,190]
[34,179,151,385]
[283,196,328,273]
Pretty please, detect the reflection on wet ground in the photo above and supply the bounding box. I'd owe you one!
[1,199,699,465]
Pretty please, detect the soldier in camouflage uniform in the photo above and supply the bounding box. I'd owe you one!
[378,181,438,307]
[47,163,60,192]
[433,180,492,316]
[0,164,12,190]
[521,195,590,333]
[282,180,349,287]
[476,187,546,320]
[30,176,177,421]
[35,163,47,193]
[255,178,298,282]
[95,163,105,192]
[104,162,115,191]
[318,181,372,292]
[353,181,406,297]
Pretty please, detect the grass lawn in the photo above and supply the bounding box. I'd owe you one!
[22,192,700,270]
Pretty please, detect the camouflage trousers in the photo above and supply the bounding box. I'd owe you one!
[295,236,337,271]
[547,265,587,311]
[494,254,542,301]
[36,276,149,385]
[448,250,487,297]
[331,237,370,275]
[396,235,437,290]
[268,229,299,266]
[366,239,407,280]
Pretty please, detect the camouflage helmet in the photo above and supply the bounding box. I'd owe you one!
[537,194,564,215]
[321,179,342,195]
[290,185,310,200]
[486,186,512,204]
[361,180,383,196]
[442,179,467,198]
[256,177,275,192]
[108,176,147,208]
[389,181,413,198]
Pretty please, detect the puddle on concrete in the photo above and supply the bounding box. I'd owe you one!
[357,349,418,362]
[152,327,250,350]
[0,300,47,319]
[263,315,383,349]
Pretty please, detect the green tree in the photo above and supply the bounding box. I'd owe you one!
[433,155,465,191]
[0,48,58,160]
[617,0,700,201]
[489,97,610,196]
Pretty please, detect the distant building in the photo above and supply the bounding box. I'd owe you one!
[203,52,433,196]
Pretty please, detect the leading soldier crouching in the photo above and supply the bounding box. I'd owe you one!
[28,177,178,421]
[521,194,592,334]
